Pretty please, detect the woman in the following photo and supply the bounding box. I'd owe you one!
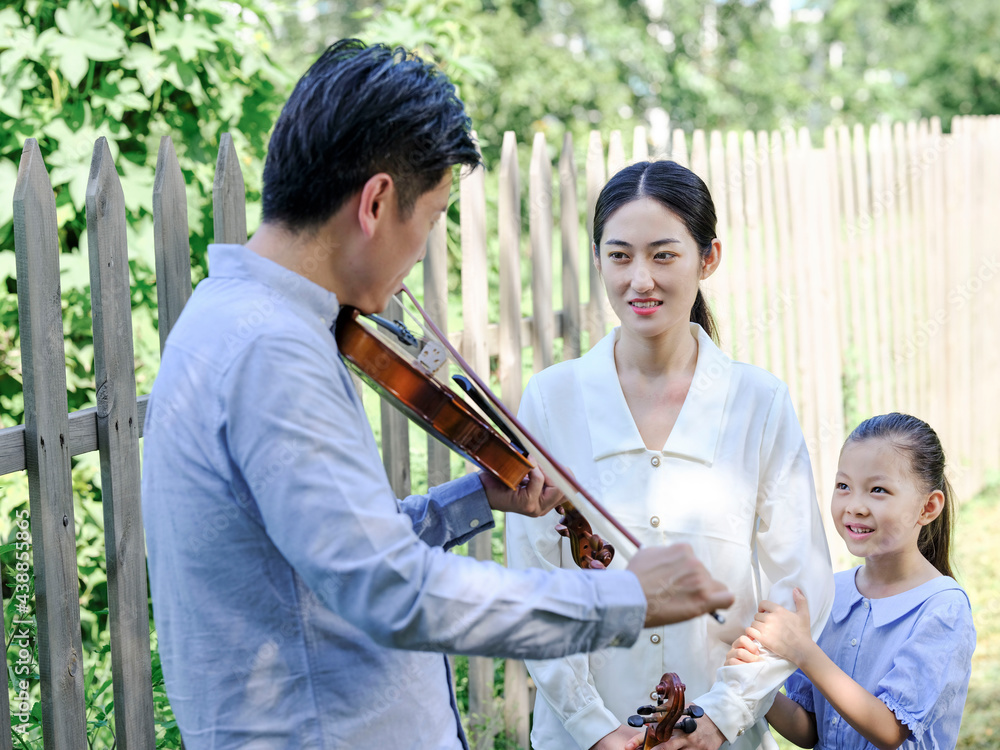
[506,161,835,750]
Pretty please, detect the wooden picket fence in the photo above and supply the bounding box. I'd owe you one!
[1,113,999,748]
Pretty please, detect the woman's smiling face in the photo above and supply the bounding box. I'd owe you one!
[596,197,718,339]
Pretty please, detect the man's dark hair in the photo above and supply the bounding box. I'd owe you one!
[261,39,481,230]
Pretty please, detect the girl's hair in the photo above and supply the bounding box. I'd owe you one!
[846,413,955,578]
[592,161,719,343]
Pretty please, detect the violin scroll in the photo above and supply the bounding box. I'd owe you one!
[627,673,703,748]
[555,505,615,569]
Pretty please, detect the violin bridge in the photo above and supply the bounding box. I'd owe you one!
[417,340,447,375]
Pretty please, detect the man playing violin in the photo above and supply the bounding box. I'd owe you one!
[141,39,733,749]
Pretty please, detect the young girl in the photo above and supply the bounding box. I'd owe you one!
[727,413,976,749]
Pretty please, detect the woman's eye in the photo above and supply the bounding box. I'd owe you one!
[608,251,628,261]
[654,252,676,261]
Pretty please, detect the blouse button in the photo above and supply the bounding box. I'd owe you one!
[469,519,480,528]
[851,638,857,646]
[832,717,839,726]
[650,456,661,467]
[863,600,870,609]
[650,516,660,528]
[650,634,661,644]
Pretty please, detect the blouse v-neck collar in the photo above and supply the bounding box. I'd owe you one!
[579,323,732,464]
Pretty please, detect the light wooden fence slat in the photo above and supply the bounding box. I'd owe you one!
[632,125,649,162]
[424,218,451,488]
[13,138,88,748]
[530,133,555,372]
[153,136,192,353]
[460,135,496,749]
[607,130,626,177]
[213,133,248,245]
[916,119,936,428]
[813,131,845,503]
[891,122,917,414]
[928,118,949,454]
[559,132,582,360]
[707,131,732,346]
[671,129,689,168]
[497,132,523,412]
[757,131,784,381]
[742,130,766,368]
[768,131,800,422]
[880,124,905,412]
[85,137,156,749]
[497,135,529,747]
[585,132,607,348]
[854,123,881,416]
[690,130,708,182]
[869,124,895,414]
[725,131,749,359]
[835,125,864,421]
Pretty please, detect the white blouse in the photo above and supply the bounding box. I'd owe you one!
[506,324,835,749]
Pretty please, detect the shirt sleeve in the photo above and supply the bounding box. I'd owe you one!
[397,472,494,550]
[875,592,976,742]
[224,333,647,659]
[505,377,624,749]
[695,383,835,741]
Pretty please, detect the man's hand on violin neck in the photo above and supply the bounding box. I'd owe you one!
[628,544,734,627]
[479,467,564,518]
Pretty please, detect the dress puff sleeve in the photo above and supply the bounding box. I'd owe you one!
[875,591,976,743]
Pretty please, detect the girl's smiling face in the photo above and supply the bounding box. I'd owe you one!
[832,438,941,563]
[595,197,719,339]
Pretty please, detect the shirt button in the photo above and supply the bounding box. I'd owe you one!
[736,728,744,737]
[651,456,661,467]
[469,519,480,528]
[832,717,839,726]
[851,638,857,646]
[863,600,870,609]
[650,516,660,528]
[650,634,661,644]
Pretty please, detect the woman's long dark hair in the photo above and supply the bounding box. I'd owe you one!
[592,161,719,342]
[847,413,956,578]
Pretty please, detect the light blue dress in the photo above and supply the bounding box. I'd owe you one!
[785,567,975,749]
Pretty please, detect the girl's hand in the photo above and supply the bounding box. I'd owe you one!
[725,634,763,666]
[746,587,813,666]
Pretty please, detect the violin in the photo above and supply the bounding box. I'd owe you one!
[627,673,704,748]
[334,288,639,570]
[336,306,533,491]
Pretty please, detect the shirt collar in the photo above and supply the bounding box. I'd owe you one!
[832,566,967,627]
[207,244,340,329]
[580,323,732,463]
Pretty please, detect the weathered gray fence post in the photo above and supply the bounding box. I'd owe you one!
[14,139,88,747]
[86,137,156,749]
[153,136,193,353]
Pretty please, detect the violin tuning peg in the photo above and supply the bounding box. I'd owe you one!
[636,705,656,716]
[555,524,569,537]
[627,715,646,729]
[685,705,704,719]
[678,717,698,734]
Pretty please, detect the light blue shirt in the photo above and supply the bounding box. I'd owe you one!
[785,567,975,749]
[141,244,647,749]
